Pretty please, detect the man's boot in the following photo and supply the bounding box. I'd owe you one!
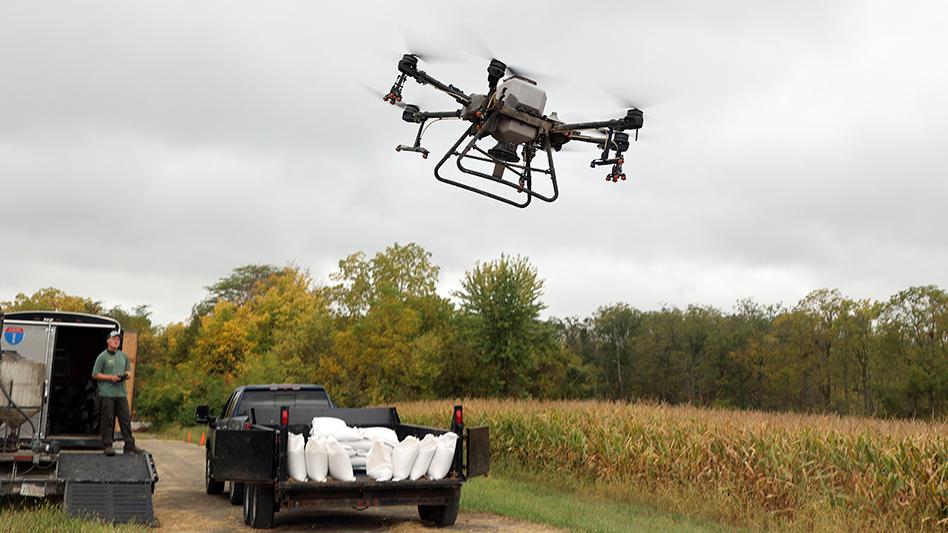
[103,446,115,456]
[124,444,146,454]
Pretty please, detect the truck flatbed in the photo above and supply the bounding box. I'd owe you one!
[198,386,489,529]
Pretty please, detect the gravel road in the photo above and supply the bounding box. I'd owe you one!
[142,438,562,532]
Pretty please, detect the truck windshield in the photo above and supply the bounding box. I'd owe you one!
[236,389,331,416]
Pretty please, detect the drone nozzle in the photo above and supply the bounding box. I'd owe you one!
[487,59,507,90]
[487,141,520,163]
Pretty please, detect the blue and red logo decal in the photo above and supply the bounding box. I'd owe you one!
[4,327,24,345]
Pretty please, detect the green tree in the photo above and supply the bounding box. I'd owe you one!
[591,304,641,399]
[719,299,780,409]
[454,255,546,396]
[879,286,948,418]
[195,264,282,315]
[331,243,440,317]
[2,287,103,314]
[325,243,451,405]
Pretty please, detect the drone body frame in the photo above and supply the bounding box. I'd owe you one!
[383,54,644,208]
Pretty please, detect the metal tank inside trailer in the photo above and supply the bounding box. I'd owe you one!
[0,353,44,429]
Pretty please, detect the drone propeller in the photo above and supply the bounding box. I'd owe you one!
[601,82,677,117]
[447,24,560,85]
[400,27,465,64]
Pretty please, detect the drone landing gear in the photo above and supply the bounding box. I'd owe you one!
[434,124,558,209]
[395,116,431,159]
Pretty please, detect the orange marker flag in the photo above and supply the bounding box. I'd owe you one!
[199,431,206,447]
[187,429,192,443]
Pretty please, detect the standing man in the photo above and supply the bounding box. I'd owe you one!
[92,330,144,456]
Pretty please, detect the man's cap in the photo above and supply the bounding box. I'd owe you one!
[108,330,121,339]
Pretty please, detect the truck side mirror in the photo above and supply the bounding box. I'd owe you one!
[195,405,210,424]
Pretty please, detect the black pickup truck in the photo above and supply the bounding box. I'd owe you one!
[196,384,490,529]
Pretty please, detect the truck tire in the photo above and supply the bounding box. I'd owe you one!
[229,482,245,505]
[243,482,255,525]
[250,483,274,529]
[418,487,460,527]
[206,452,224,495]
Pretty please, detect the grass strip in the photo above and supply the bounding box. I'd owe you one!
[461,469,737,533]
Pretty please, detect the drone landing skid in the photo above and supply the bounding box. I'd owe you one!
[434,126,559,209]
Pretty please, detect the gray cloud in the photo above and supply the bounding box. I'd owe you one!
[1,1,946,323]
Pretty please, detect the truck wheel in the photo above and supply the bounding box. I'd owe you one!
[243,483,255,525]
[418,487,460,527]
[250,483,274,529]
[229,482,245,505]
[205,453,224,495]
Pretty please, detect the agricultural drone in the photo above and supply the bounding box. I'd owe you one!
[379,54,644,208]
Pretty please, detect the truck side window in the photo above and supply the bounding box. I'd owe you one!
[226,391,241,418]
[220,392,236,418]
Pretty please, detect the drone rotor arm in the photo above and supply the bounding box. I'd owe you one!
[409,69,471,106]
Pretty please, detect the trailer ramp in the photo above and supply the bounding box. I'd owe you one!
[58,452,158,526]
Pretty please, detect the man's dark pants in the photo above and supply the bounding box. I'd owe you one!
[99,396,135,448]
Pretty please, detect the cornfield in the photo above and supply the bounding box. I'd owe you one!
[398,399,948,531]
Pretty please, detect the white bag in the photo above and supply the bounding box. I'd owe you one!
[409,434,437,481]
[427,432,459,480]
[366,439,393,481]
[361,427,399,448]
[333,426,363,442]
[344,439,375,453]
[392,436,419,481]
[326,437,355,481]
[311,417,346,437]
[287,432,307,481]
[304,437,328,482]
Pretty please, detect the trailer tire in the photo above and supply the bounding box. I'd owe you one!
[229,482,244,505]
[250,483,274,529]
[418,487,460,527]
[243,482,255,525]
[205,453,224,495]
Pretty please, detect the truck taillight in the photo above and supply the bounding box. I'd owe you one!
[454,406,463,426]
[280,406,289,426]
[244,421,252,430]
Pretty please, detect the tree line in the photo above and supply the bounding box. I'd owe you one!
[3,242,945,426]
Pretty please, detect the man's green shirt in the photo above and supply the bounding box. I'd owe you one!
[92,350,130,398]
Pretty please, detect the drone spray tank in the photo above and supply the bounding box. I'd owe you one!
[486,75,548,174]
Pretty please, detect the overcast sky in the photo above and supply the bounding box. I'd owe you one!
[1,1,946,325]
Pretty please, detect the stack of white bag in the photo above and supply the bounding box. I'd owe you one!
[394,432,458,481]
[304,418,457,482]
[309,417,398,475]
